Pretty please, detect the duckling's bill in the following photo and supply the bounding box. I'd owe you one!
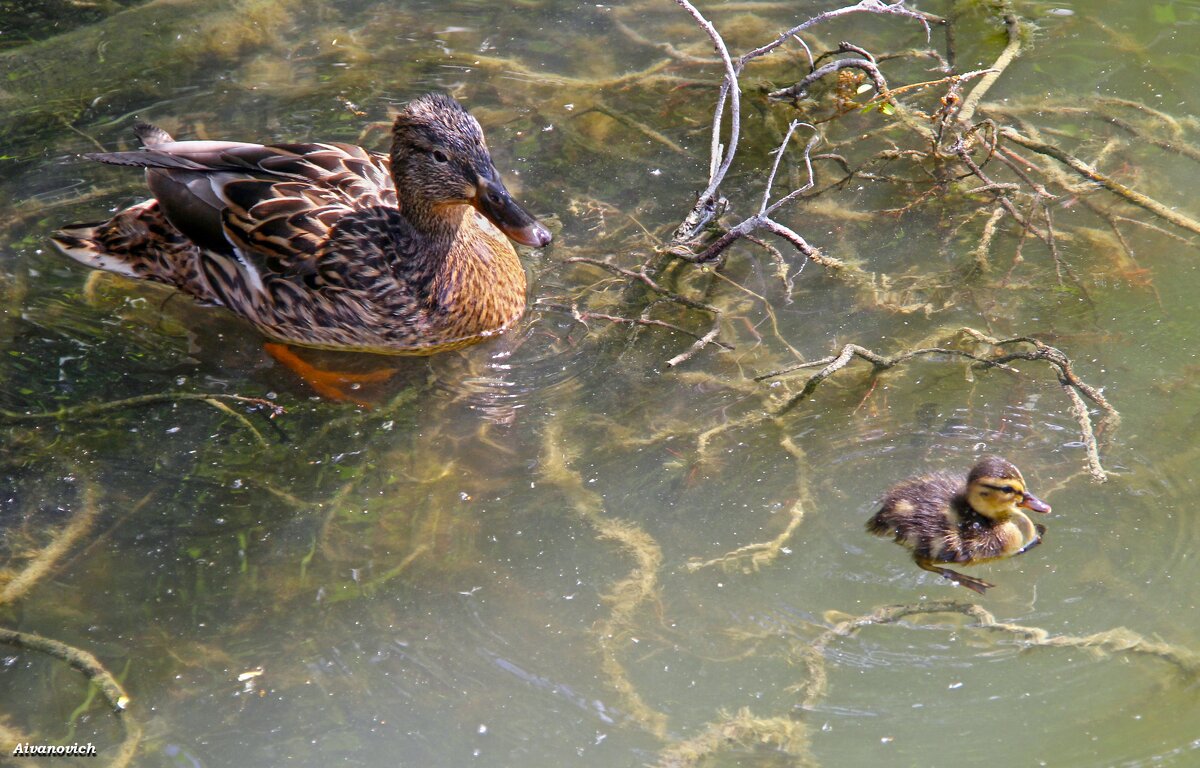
[1019,492,1051,514]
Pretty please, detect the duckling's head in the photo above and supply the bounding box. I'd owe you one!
[389,92,551,247]
[965,456,1052,519]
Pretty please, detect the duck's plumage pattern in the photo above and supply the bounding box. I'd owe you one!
[53,94,551,354]
[866,471,1026,564]
[866,456,1051,594]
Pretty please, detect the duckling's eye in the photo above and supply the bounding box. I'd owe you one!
[1000,485,1017,494]
[432,149,450,164]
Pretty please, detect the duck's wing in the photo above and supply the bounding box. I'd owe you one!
[85,139,396,283]
[214,144,396,278]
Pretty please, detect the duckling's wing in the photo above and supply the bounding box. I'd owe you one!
[867,472,962,538]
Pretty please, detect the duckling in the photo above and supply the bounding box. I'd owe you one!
[52,93,551,355]
[866,456,1051,594]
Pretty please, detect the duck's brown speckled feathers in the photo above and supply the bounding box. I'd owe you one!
[867,471,1007,564]
[52,93,552,354]
[866,456,1051,594]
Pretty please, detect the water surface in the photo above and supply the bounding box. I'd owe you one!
[2,1,1199,766]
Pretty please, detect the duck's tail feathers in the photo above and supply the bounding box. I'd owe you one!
[865,511,893,537]
[79,121,196,170]
[82,148,210,171]
[51,222,145,280]
[51,200,219,305]
[133,121,174,147]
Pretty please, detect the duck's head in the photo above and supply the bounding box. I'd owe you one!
[965,456,1052,519]
[389,92,552,247]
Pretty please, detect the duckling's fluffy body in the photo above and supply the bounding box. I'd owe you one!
[867,456,1051,594]
[52,93,551,354]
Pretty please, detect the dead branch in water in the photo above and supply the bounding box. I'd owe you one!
[670,0,942,251]
[1001,127,1200,237]
[670,0,942,246]
[766,599,1200,713]
[659,597,1199,766]
[756,328,1118,482]
[609,0,1199,363]
[810,600,1200,686]
[0,625,142,766]
[560,256,730,366]
[544,2,1197,370]
[666,119,824,266]
[0,627,130,711]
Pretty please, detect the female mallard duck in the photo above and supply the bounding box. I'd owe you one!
[866,456,1051,594]
[51,92,551,355]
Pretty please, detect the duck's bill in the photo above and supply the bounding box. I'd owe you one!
[476,178,552,247]
[1019,493,1052,514]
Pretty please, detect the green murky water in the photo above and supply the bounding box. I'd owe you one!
[2,1,1200,765]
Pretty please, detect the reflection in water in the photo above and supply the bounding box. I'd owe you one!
[2,1,1200,767]
[487,651,617,725]
[426,310,593,425]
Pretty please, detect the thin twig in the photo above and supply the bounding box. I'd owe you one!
[565,257,722,314]
[672,0,740,240]
[671,0,943,243]
[768,55,889,104]
[1002,128,1200,237]
[538,301,733,350]
[956,13,1021,125]
[762,343,1014,414]
[740,0,943,64]
[757,330,1117,481]
[816,601,1200,677]
[674,125,824,266]
[0,392,283,423]
[667,319,724,367]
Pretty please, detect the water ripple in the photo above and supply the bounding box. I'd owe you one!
[426,310,594,425]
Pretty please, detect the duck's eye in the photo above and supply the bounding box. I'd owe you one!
[432,149,450,164]
[1001,485,1017,494]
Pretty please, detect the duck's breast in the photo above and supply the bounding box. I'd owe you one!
[432,211,527,337]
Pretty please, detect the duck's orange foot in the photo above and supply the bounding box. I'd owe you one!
[264,343,396,408]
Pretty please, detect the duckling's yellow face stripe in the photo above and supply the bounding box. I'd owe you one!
[973,476,1052,515]
[978,479,1025,497]
[968,476,1029,518]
